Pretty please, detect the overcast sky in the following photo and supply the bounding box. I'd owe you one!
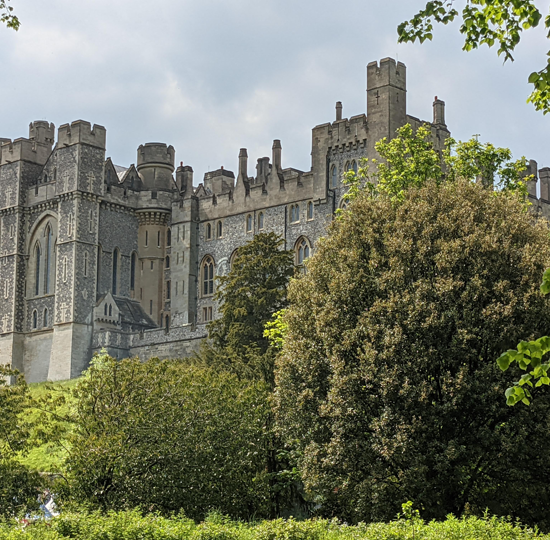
[0,0,549,183]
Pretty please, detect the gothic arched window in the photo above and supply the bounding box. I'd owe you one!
[352,160,358,175]
[43,308,48,327]
[296,237,311,266]
[202,256,214,297]
[307,202,314,220]
[258,212,264,230]
[44,224,53,294]
[246,214,252,232]
[206,223,212,240]
[112,248,119,295]
[109,304,112,316]
[34,243,41,296]
[130,252,136,290]
[217,221,223,238]
[331,165,337,188]
[32,310,37,329]
[165,255,170,269]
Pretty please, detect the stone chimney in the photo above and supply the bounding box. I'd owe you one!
[433,96,446,126]
[336,101,343,121]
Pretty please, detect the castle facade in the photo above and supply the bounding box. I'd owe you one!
[6,57,541,382]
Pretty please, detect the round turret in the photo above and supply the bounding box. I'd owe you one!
[136,142,176,191]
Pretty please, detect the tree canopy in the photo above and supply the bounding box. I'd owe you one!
[200,232,294,386]
[398,0,550,113]
[275,179,550,528]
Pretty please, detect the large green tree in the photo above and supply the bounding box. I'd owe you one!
[50,354,272,520]
[398,1,550,113]
[275,179,550,528]
[200,232,294,387]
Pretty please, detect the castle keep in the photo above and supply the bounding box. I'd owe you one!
[3,57,542,383]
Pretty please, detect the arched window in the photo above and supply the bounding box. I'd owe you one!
[344,161,350,172]
[290,204,300,223]
[44,224,53,294]
[331,165,337,188]
[109,304,112,316]
[43,308,48,327]
[296,237,311,266]
[167,228,171,247]
[165,255,170,269]
[130,253,136,290]
[246,214,252,232]
[217,221,223,238]
[157,231,161,247]
[112,248,118,295]
[145,230,148,247]
[307,202,314,220]
[165,315,170,331]
[96,245,102,293]
[166,280,171,300]
[258,212,264,230]
[352,160,358,175]
[206,223,212,240]
[202,256,214,297]
[84,251,89,277]
[32,310,37,329]
[34,243,41,296]
[104,304,108,316]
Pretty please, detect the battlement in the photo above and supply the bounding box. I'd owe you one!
[0,137,51,166]
[57,120,106,149]
[137,143,175,170]
[29,121,55,146]
[367,57,407,91]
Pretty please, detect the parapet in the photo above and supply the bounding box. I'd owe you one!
[57,120,106,150]
[29,121,55,146]
[137,143,175,171]
[0,137,51,166]
[367,57,406,91]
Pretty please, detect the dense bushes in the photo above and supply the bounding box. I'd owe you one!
[50,355,272,520]
[0,511,547,540]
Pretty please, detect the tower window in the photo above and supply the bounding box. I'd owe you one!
[44,224,53,294]
[202,256,214,297]
[157,231,161,247]
[112,248,119,295]
[34,243,41,296]
[32,310,37,329]
[206,223,212,240]
[166,280,171,300]
[131,253,136,290]
[331,165,337,188]
[307,201,314,220]
[165,255,170,269]
[145,230,148,247]
[149,299,153,315]
[217,221,223,238]
[84,251,89,277]
[43,308,48,327]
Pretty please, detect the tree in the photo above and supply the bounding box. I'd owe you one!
[0,0,18,30]
[0,365,42,517]
[50,353,272,520]
[201,232,294,387]
[275,179,550,528]
[398,1,550,113]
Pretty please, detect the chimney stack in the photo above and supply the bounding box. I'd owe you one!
[336,101,343,121]
[433,96,446,126]
[272,140,282,170]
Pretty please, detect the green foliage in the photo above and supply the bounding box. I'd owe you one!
[46,353,272,520]
[343,124,529,207]
[0,365,43,517]
[0,511,547,540]
[398,1,550,113]
[497,268,550,405]
[200,232,294,386]
[275,179,550,528]
[0,0,18,31]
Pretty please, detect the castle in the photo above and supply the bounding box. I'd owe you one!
[1,57,546,383]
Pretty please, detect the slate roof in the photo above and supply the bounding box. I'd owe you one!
[113,296,157,328]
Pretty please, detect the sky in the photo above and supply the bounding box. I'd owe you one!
[0,0,549,184]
